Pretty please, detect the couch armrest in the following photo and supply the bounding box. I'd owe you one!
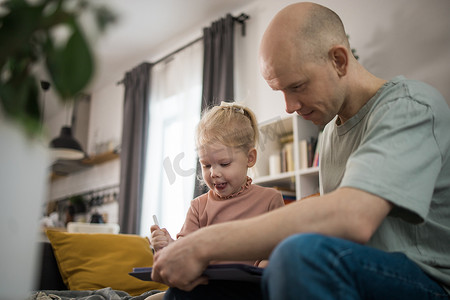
[37,242,68,290]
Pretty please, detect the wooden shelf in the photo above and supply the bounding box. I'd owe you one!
[50,172,67,181]
[82,150,119,165]
[50,150,120,181]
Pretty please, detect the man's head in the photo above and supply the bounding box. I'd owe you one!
[259,2,355,125]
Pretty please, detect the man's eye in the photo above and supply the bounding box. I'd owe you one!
[202,164,211,168]
[291,83,306,91]
[221,163,230,167]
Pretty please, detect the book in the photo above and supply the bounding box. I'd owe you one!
[279,133,294,144]
[307,136,318,167]
[284,142,294,172]
[278,133,294,174]
[272,186,296,204]
[280,148,286,173]
[282,195,296,205]
[299,139,308,169]
[269,153,281,175]
[312,131,323,167]
[129,264,264,283]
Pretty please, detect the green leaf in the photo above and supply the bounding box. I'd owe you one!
[46,22,94,99]
[0,0,115,137]
[0,75,42,136]
[0,1,45,67]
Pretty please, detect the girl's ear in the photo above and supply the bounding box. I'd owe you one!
[247,148,257,168]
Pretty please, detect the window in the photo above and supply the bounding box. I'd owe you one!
[140,41,203,237]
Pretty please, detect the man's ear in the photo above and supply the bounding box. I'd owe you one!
[247,148,257,168]
[329,45,348,77]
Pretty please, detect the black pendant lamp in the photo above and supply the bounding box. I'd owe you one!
[44,81,85,160]
[49,126,85,160]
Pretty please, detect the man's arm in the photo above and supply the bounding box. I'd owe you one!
[151,187,392,290]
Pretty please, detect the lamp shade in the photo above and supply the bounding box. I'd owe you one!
[50,126,85,160]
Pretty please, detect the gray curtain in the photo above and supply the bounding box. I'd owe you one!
[118,62,151,234]
[193,14,235,198]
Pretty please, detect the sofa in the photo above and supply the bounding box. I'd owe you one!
[32,230,168,300]
[38,241,68,291]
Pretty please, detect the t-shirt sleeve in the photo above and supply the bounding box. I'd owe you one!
[340,98,441,222]
[176,198,201,238]
[268,190,285,210]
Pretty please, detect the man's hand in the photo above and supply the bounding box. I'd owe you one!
[151,234,209,291]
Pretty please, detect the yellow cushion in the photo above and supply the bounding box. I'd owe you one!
[46,230,168,296]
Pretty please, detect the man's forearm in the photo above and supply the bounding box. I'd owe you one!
[192,187,392,264]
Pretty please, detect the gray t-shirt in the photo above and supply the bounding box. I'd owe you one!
[320,76,450,292]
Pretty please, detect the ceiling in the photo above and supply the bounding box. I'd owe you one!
[87,0,256,92]
[40,0,255,119]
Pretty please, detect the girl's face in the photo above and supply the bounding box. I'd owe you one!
[198,143,256,198]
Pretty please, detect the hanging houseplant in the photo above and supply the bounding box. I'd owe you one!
[0,1,115,298]
[0,0,116,135]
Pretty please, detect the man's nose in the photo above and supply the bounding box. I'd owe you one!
[284,93,302,114]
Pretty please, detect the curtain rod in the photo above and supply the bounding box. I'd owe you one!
[233,13,250,36]
[153,36,203,66]
[116,36,202,86]
[117,13,249,86]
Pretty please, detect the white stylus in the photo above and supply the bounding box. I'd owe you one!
[152,215,160,227]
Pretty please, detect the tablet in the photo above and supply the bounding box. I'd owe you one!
[129,263,264,283]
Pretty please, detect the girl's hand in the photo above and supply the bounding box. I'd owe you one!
[150,225,174,251]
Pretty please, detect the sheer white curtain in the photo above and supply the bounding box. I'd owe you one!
[140,41,203,237]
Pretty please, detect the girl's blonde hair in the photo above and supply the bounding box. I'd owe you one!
[196,102,259,152]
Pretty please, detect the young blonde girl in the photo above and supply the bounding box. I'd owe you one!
[150,102,284,266]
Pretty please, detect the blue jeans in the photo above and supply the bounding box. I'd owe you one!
[262,233,449,300]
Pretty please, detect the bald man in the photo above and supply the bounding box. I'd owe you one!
[152,3,450,299]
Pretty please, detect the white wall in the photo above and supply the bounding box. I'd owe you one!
[48,82,124,202]
[48,0,450,203]
[236,0,450,121]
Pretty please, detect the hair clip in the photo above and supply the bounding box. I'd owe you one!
[220,101,245,115]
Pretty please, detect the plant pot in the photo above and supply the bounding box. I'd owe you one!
[0,118,50,299]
